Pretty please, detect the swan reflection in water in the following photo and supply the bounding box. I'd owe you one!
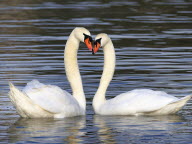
[93,114,186,143]
[8,116,85,143]
[7,114,187,143]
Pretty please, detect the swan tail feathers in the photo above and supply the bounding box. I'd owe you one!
[8,82,53,118]
[146,95,191,115]
[165,94,192,113]
[181,94,192,101]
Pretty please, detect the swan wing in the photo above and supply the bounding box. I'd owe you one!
[106,89,179,114]
[23,80,79,114]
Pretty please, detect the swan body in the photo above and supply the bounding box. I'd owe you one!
[92,33,192,116]
[9,27,92,118]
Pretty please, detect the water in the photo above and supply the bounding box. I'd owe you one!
[0,0,192,143]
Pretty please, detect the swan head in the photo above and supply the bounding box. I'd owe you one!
[92,33,110,54]
[73,27,93,51]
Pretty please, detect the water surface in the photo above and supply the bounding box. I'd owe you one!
[0,0,192,143]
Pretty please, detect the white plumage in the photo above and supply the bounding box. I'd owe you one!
[93,33,191,115]
[9,80,84,118]
[96,89,191,115]
[9,27,92,118]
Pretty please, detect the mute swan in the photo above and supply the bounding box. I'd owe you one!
[92,33,191,115]
[9,27,93,118]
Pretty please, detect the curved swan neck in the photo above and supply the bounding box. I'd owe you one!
[93,39,116,109]
[64,31,85,110]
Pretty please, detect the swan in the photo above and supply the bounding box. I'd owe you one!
[8,27,93,118]
[92,33,192,115]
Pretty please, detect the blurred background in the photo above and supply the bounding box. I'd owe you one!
[0,0,192,143]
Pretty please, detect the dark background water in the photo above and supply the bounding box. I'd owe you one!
[0,0,192,143]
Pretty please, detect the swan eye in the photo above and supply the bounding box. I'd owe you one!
[83,33,92,43]
[97,38,102,44]
[83,33,89,40]
[94,38,102,46]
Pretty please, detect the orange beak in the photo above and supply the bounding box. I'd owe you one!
[84,37,92,51]
[93,41,101,54]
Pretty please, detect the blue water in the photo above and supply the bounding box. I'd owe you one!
[0,0,192,143]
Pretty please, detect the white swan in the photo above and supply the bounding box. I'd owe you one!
[8,27,93,118]
[92,33,191,115]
